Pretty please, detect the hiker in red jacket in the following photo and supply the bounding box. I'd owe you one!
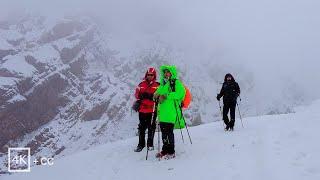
[133,67,160,152]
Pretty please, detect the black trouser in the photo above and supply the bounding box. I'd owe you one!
[223,101,236,128]
[160,122,175,154]
[138,112,156,147]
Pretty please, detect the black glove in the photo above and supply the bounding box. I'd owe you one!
[132,100,141,112]
[147,93,154,100]
[140,92,153,100]
[139,93,144,99]
[216,94,221,101]
[140,92,147,99]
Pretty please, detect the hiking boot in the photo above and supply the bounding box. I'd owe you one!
[164,153,176,160]
[224,124,230,131]
[134,146,144,152]
[155,151,167,158]
[147,146,154,151]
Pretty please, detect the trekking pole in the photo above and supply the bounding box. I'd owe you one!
[176,116,185,143]
[183,117,193,144]
[157,121,161,161]
[146,102,157,160]
[218,100,225,128]
[218,100,222,116]
[178,104,192,144]
[174,101,185,143]
[236,101,244,128]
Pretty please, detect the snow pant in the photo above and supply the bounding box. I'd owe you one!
[223,101,236,128]
[160,122,175,154]
[138,112,156,147]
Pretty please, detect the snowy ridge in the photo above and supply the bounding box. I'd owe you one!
[3,100,320,180]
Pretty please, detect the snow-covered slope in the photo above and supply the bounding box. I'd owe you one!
[3,100,320,180]
[0,11,318,175]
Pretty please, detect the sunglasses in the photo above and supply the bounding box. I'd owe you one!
[147,74,154,76]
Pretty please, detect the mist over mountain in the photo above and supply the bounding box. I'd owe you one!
[0,0,320,174]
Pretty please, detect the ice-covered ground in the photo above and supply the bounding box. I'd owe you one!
[2,100,320,180]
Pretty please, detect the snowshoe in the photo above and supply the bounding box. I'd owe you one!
[134,146,144,152]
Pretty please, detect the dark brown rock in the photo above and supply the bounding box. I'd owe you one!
[0,73,69,147]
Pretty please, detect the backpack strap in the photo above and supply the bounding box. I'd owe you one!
[169,79,176,92]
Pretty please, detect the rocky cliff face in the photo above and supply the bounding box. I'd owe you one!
[0,16,129,172]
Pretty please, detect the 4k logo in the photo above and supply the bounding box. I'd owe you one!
[8,147,31,172]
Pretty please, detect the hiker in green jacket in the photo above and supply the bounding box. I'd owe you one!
[154,65,186,159]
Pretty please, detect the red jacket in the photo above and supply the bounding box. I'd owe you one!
[135,68,160,113]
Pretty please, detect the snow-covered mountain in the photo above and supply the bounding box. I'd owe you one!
[0,15,133,172]
[0,15,217,173]
[2,99,320,180]
[0,13,315,174]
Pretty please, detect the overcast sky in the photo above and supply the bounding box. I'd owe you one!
[1,0,320,102]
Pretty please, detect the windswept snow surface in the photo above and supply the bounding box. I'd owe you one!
[3,100,320,180]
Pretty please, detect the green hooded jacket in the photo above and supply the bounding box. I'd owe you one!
[155,65,186,129]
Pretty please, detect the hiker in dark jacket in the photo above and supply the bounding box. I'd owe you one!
[133,67,160,152]
[217,73,240,131]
